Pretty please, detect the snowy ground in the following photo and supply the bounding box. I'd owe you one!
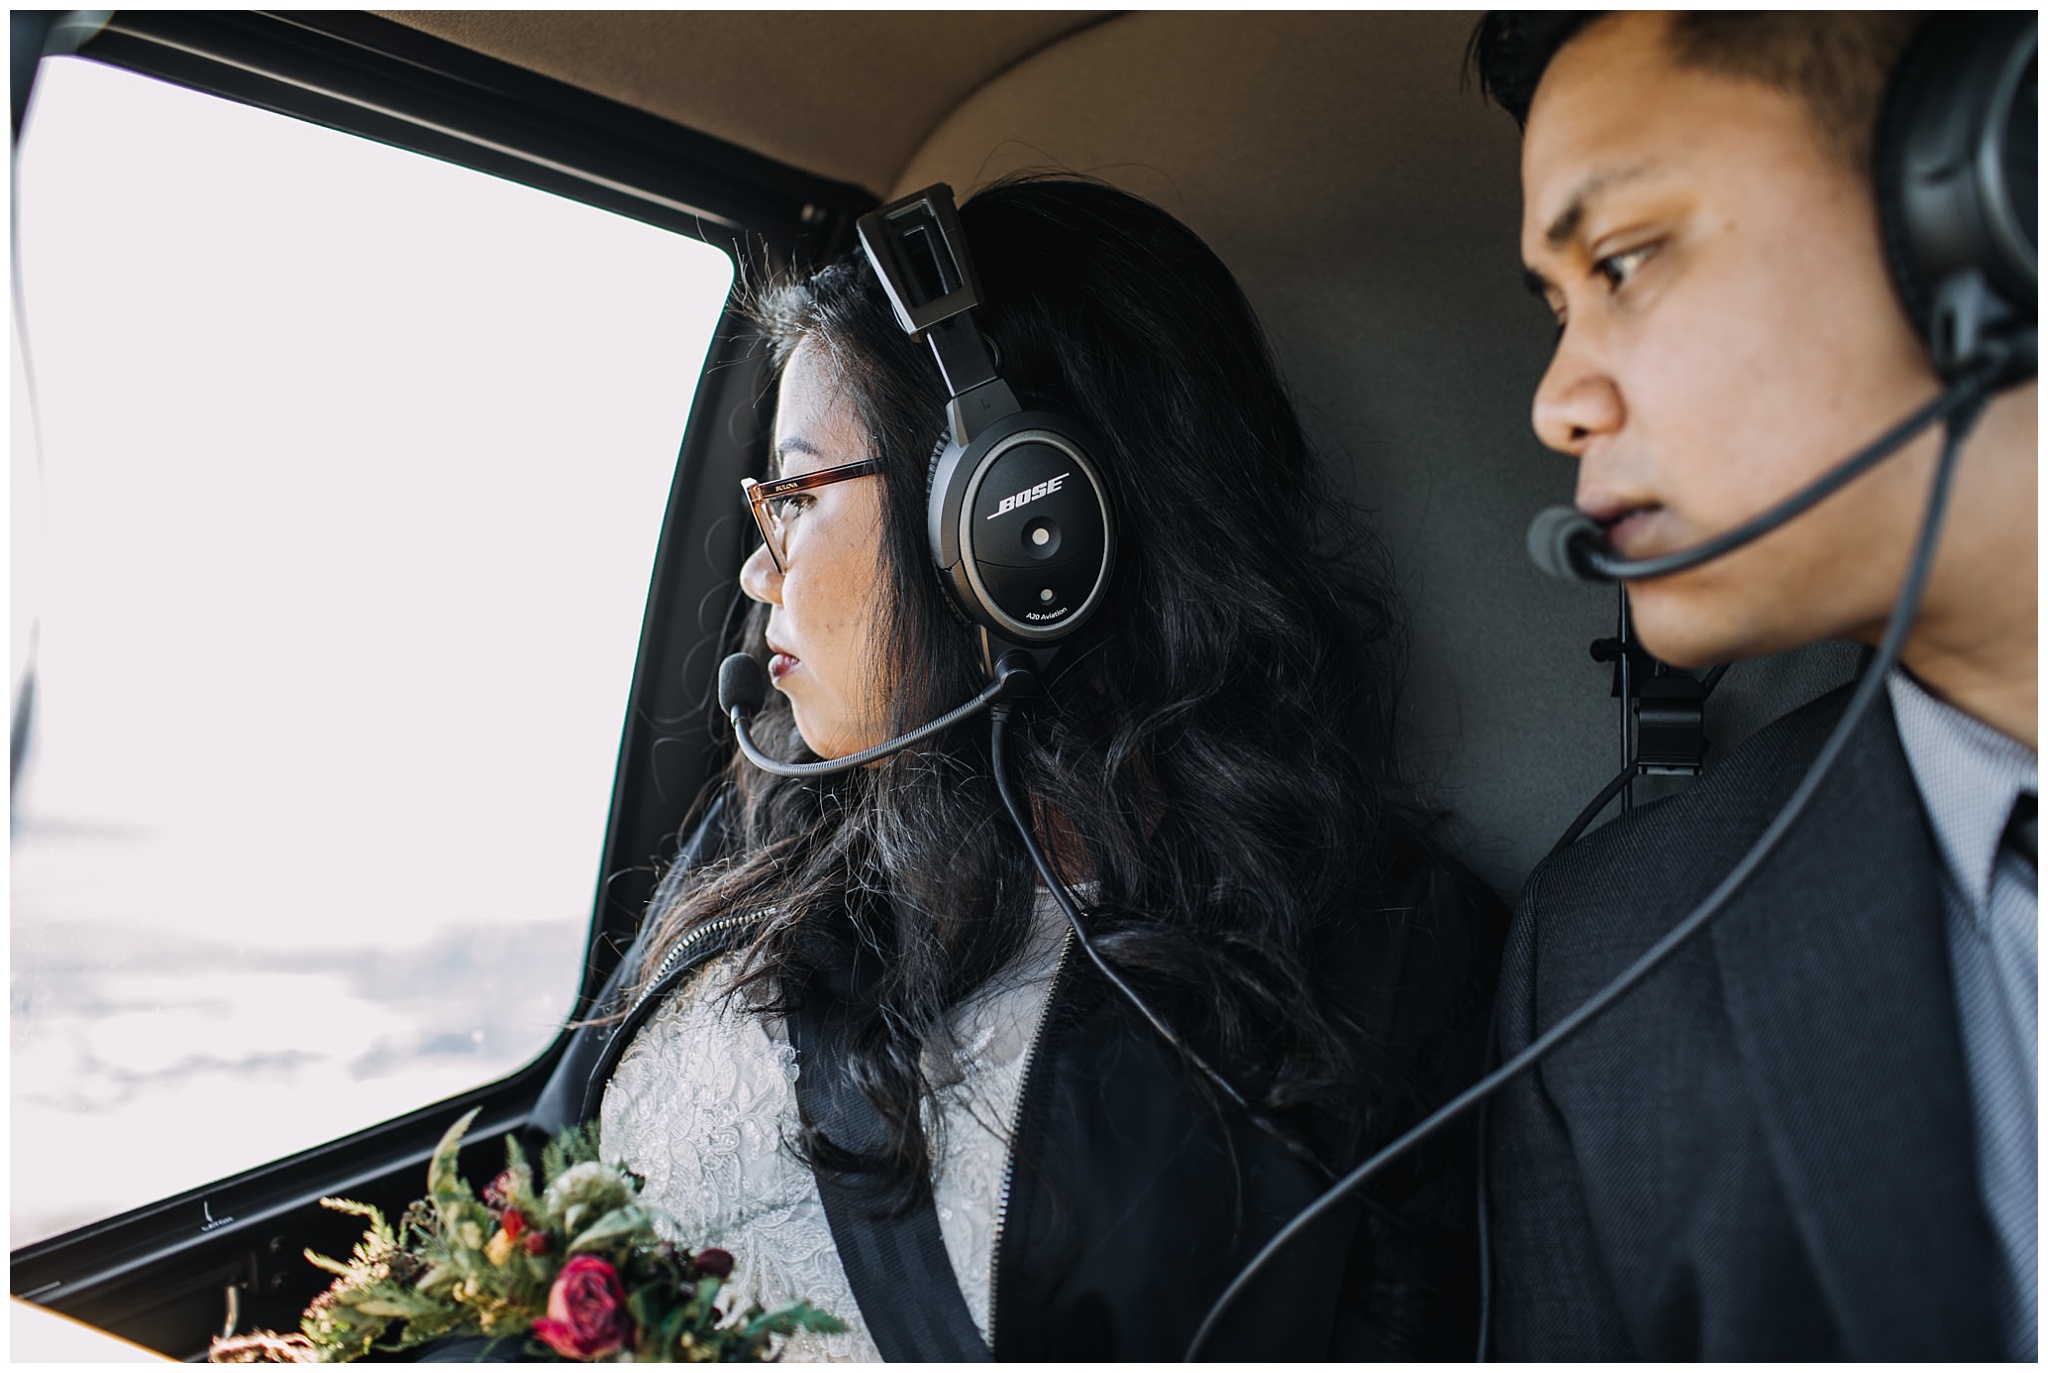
[11,825,587,1249]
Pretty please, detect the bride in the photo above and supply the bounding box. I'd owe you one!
[525,176,1503,1361]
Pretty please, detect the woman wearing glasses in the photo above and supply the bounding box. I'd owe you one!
[535,178,1502,1361]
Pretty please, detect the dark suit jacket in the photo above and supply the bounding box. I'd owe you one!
[1488,681,2005,1360]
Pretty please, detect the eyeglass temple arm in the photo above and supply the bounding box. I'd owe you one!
[745,459,881,505]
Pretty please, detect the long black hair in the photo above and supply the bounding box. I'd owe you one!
[632,176,1420,1202]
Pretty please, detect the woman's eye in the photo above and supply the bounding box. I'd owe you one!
[773,493,815,522]
[1594,244,1656,292]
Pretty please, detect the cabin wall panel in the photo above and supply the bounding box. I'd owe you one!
[898,11,1599,893]
[895,10,1855,893]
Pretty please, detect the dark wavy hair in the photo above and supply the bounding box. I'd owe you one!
[630,176,1421,1203]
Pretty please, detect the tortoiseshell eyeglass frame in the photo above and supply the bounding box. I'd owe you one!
[740,457,882,572]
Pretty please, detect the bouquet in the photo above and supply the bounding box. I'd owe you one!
[209,1109,843,1363]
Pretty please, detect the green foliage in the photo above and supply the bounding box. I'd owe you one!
[541,1120,603,1182]
[209,1114,843,1364]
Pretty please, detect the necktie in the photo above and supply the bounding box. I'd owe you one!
[2001,792,2035,868]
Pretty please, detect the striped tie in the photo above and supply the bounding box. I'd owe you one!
[1988,789,2037,1357]
[2002,792,2036,867]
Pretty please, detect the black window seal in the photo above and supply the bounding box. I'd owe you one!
[61,10,874,258]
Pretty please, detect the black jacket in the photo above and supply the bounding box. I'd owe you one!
[1487,683,2004,1360]
[529,796,1505,1361]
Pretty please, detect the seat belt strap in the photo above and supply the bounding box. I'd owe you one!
[788,994,994,1362]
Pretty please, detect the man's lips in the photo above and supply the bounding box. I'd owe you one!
[1600,505,1663,556]
[1578,494,1666,558]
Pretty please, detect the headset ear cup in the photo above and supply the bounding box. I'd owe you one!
[925,430,977,632]
[1875,14,2038,379]
[925,430,949,499]
[924,412,1117,646]
[1875,22,1938,351]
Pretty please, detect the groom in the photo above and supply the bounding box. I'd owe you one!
[1473,12,2036,1360]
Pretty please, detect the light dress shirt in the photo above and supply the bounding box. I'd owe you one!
[1887,669,2037,1360]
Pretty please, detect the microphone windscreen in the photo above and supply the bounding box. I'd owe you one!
[1526,506,1609,583]
[717,653,768,715]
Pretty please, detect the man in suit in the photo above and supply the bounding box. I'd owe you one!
[1471,12,2036,1359]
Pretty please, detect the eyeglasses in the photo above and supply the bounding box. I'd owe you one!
[740,457,881,573]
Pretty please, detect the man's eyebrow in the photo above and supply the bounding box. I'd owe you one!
[1543,162,1651,250]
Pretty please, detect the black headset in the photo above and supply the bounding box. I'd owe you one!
[1878,10,2036,387]
[720,183,1117,773]
[852,186,1354,1183]
[1199,14,2037,1361]
[856,184,1118,669]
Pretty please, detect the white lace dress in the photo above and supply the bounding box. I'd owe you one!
[600,893,1070,1361]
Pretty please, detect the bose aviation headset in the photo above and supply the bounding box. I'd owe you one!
[1195,14,2038,1360]
[861,184,1119,662]
[720,184,1119,776]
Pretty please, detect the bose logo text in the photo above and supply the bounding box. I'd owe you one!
[987,472,1069,519]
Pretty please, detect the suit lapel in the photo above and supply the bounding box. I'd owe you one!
[1710,694,2000,1359]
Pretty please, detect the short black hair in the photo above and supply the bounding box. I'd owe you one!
[1466,11,1599,129]
[1467,12,1926,174]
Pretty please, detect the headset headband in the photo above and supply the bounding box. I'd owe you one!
[855,185,1119,657]
[859,188,1022,449]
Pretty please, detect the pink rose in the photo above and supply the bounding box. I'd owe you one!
[531,1254,633,1360]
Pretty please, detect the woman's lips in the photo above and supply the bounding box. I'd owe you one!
[769,651,799,681]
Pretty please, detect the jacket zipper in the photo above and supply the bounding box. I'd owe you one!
[630,910,763,1014]
[985,926,1074,1356]
[580,911,765,1123]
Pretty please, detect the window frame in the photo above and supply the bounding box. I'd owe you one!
[9,12,875,1351]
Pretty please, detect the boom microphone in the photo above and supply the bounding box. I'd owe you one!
[1526,375,1993,585]
[1525,505,1604,581]
[717,651,768,717]
[719,650,1040,779]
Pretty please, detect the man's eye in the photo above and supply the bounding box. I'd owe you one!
[1594,244,1656,291]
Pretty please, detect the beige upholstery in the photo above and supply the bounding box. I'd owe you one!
[893,12,1623,891]
[377,11,1107,193]
[896,12,1860,892]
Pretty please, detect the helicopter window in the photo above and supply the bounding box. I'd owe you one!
[9,55,734,1248]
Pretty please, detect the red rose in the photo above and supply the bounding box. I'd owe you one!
[500,1209,526,1242]
[531,1255,633,1360]
[693,1248,734,1279]
[523,1230,551,1256]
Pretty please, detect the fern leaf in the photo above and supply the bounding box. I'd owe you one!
[427,1107,483,1215]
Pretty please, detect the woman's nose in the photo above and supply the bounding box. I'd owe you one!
[739,541,783,605]
[1531,337,1625,458]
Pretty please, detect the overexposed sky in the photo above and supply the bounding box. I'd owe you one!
[13,55,734,949]
[11,54,737,1244]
